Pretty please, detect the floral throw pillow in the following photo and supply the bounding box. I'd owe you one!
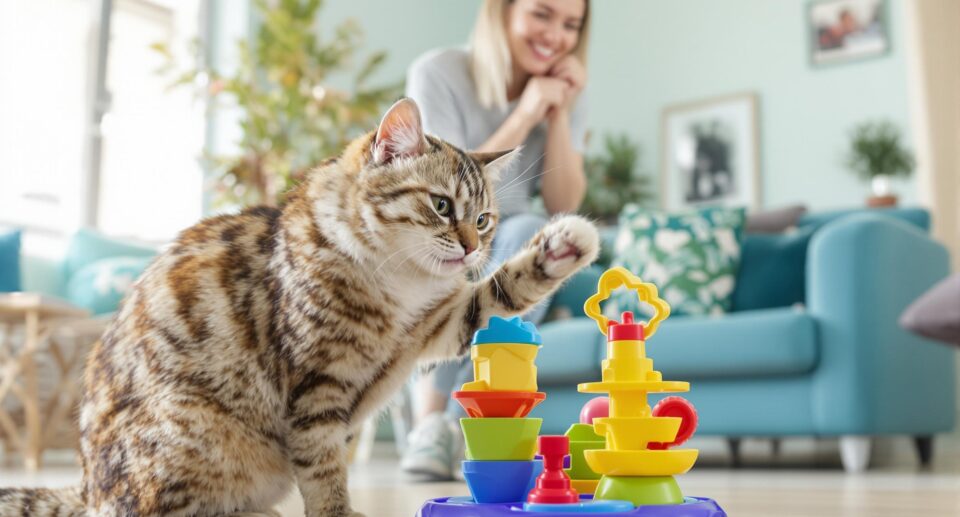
[606,205,746,319]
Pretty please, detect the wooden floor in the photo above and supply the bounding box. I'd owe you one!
[3,436,960,516]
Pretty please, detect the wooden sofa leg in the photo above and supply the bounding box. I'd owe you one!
[727,437,742,468]
[840,436,871,472]
[914,435,933,467]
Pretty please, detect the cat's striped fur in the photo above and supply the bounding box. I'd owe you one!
[0,99,598,516]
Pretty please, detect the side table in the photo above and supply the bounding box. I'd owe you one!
[0,292,105,470]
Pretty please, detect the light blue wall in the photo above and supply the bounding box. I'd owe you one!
[313,0,916,210]
[587,0,915,210]
[318,0,481,89]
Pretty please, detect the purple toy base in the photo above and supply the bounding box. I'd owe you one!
[417,495,726,516]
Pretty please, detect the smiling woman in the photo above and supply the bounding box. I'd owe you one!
[403,0,592,482]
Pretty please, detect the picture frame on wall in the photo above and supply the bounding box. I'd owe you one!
[661,93,760,211]
[808,0,890,66]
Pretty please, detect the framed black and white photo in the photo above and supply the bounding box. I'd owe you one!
[661,93,760,211]
[808,0,889,66]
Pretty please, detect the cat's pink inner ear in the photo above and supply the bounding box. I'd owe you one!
[373,98,425,165]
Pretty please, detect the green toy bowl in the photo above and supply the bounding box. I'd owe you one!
[460,417,542,460]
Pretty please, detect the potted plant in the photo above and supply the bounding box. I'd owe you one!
[155,0,401,209]
[845,120,915,207]
[579,133,653,224]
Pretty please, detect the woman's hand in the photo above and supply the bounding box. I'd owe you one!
[548,55,585,110]
[515,76,570,128]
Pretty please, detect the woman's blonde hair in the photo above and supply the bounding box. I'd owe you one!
[469,0,591,110]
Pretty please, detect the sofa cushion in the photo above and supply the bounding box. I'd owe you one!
[732,226,814,311]
[899,273,960,346]
[650,307,818,379]
[0,228,21,293]
[745,204,807,234]
[609,206,745,317]
[66,256,153,315]
[537,318,605,384]
[64,228,156,281]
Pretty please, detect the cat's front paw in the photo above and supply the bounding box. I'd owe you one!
[536,215,600,279]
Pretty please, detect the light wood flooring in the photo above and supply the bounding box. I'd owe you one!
[3,435,959,516]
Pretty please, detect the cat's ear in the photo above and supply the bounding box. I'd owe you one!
[470,146,521,183]
[373,98,426,165]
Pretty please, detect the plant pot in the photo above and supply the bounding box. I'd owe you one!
[867,175,898,207]
[867,195,898,207]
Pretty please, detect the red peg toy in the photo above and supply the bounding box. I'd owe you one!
[526,436,580,504]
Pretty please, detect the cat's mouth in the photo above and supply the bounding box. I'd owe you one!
[437,252,479,271]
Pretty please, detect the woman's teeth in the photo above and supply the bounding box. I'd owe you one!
[532,43,555,59]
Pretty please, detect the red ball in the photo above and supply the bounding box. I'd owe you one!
[579,396,610,424]
[648,396,698,450]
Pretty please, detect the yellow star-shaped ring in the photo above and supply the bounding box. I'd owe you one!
[583,266,671,339]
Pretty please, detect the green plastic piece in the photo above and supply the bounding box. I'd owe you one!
[460,418,541,460]
[594,475,684,506]
[564,423,605,480]
[565,423,604,442]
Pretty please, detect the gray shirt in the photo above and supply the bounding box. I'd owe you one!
[406,48,588,217]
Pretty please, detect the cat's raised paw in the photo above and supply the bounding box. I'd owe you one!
[536,215,599,279]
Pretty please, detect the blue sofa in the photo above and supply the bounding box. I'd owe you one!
[531,208,956,471]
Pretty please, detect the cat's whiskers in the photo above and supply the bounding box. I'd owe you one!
[494,168,554,200]
[374,240,434,276]
[494,153,545,195]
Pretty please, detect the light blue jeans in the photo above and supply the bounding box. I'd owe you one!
[432,213,550,417]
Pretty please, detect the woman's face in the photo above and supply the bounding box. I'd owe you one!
[506,0,586,76]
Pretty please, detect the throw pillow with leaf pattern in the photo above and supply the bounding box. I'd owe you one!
[606,205,746,319]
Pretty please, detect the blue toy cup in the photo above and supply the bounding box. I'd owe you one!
[462,459,543,504]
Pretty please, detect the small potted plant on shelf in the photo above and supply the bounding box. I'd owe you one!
[845,120,915,207]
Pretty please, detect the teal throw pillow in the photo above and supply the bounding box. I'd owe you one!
[608,206,746,318]
[66,256,153,315]
[0,228,22,293]
[64,228,156,281]
[732,226,814,311]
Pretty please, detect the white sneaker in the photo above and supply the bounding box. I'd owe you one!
[401,413,461,481]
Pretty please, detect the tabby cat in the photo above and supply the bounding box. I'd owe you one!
[0,99,599,516]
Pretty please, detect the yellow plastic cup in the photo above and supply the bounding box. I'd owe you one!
[592,417,680,451]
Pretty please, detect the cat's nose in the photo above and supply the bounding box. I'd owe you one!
[461,242,476,256]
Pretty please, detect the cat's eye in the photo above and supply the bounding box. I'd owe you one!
[431,195,452,217]
[476,213,491,230]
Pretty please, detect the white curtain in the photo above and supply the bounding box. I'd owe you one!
[905,0,960,273]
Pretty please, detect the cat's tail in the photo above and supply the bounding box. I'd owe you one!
[0,486,85,517]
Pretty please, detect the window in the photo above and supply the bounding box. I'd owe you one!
[0,0,92,235]
[97,0,204,242]
[0,0,205,245]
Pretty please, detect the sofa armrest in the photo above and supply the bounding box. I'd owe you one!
[807,213,955,434]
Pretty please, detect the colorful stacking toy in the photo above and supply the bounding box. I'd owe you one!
[579,267,701,506]
[456,317,545,504]
[417,268,726,516]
